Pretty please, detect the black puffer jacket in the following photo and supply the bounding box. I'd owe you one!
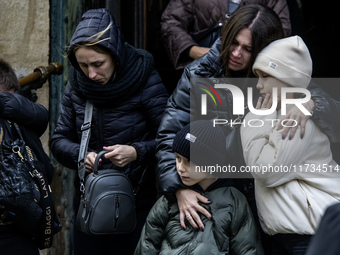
[0,92,53,183]
[156,38,340,201]
[50,9,168,210]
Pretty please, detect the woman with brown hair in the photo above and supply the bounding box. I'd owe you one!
[156,3,340,238]
[161,0,291,70]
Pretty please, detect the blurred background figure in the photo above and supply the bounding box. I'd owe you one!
[161,0,291,70]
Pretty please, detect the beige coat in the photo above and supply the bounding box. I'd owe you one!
[241,109,340,235]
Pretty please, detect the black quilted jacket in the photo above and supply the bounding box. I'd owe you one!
[50,9,169,210]
[0,92,53,183]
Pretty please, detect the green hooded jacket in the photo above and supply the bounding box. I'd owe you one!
[134,183,264,254]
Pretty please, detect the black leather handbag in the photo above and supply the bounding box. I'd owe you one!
[76,150,136,235]
[76,101,136,235]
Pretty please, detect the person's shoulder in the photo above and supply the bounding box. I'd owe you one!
[215,185,243,195]
[213,187,253,222]
[64,80,85,99]
[185,38,223,77]
[304,119,330,146]
[211,186,248,204]
[2,92,47,111]
[141,69,168,97]
[149,195,173,216]
[145,68,162,83]
[63,81,75,94]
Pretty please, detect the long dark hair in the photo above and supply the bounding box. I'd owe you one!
[220,4,284,78]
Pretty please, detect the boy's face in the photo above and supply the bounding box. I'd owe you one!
[175,153,208,187]
[255,70,294,104]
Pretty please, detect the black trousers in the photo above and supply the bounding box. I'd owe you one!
[271,234,312,255]
[0,224,39,255]
[305,202,340,255]
[73,209,149,255]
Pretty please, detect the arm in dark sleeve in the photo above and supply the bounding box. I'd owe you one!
[50,84,81,170]
[156,68,191,201]
[161,0,197,69]
[263,0,291,36]
[308,81,340,143]
[0,92,48,137]
[131,70,169,166]
[305,203,340,255]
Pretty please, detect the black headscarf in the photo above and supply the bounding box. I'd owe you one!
[69,43,154,106]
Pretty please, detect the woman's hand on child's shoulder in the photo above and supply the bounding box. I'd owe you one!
[176,189,212,231]
[278,99,314,140]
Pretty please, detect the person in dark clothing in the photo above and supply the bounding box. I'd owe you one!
[305,202,340,255]
[50,8,168,255]
[0,58,53,255]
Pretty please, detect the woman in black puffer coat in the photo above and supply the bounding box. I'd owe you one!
[50,8,168,255]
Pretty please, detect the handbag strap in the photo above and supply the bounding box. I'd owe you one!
[77,101,93,192]
[30,165,58,248]
[13,123,60,248]
[76,101,147,195]
[0,119,60,249]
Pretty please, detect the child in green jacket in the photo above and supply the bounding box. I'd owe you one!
[135,120,263,255]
